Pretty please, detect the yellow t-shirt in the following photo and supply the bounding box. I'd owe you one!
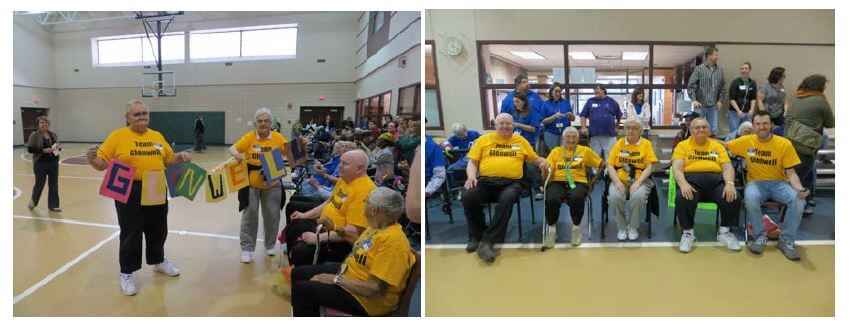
[671,138,730,173]
[97,127,174,180]
[606,137,659,184]
[545,145,602,184]
[341,223,415,316]
[467,133,539,180]
[233,131,288,188]
[320,175,377,230]
[728,134,801,182]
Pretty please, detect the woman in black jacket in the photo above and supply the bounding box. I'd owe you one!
[26,116,62,211]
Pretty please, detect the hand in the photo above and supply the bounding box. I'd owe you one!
[465,178,478,189]
[796,188,810,199]
[580,127,589,136]
[693,101,702,109]
[722,183,738,203]
[176,151,191,163]
[306,177,320,189]
[716,102,723,109]
[398,160,409,171]
[290,211,308,221]
[232,152,245,161]
[300,231,318,245]
[86,145,99,162]
[737,110,745,119]
[540,167,548,181]
[615,181,626,194]
[566,113,576,120]
[425,190,435,198]
[317,217,335,233]
[629,182,642,195]
[679,182,696,201]
[313,161,326,174]
[310,273,336,285]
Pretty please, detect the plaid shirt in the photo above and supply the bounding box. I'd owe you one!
[687,62,726,106]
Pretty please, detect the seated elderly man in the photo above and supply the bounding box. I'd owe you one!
[672,117,742,253]
[462,113,548,263]
[606,119,658,241]
[287,150,377,266]
[728,111,808,260]
[291,187,416,316]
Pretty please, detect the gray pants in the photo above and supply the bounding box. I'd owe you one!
[607,179,654,231]
[240,186,283,251]
[589,136,617,160]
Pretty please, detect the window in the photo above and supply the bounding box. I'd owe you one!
[425,41,444,130]
[356,91,392,125]
[397,83,420,118]
[189,24,297,63]
[92,32,184,67]
[477,41,710,128]
[367,12,391,58]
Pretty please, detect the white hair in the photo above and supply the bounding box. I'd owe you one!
[562,126,579,138]
[124,99,146,114]
[737,121,754,135]
[367,187,405,222]
[624,119,643,130]
[451,123,468,136]
[254,108,273,120]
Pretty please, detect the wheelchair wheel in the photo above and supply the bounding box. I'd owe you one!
[441,203,452,214]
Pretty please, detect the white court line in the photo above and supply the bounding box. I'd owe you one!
[13,231,120,304]
[16,173,102,180]
[14,187,22,200]
[20,153,32,163]
[425,239,835,250]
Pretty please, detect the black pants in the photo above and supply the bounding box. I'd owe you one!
[291,262,368,317]
[795,152,816,198]
[544,182,589,226]
[675,173,741,230]
[461,177,522,244]
[285,219,352,266]
[284,196,325,228]
[522,162,542,194]
[31,159,60,209]
[115,181,168,274]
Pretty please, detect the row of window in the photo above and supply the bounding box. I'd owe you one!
[92,24,297,67]
[355,83,421,125]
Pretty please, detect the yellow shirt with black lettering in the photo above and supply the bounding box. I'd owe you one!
[467,133,539,180]
[97,127,174,180]
[545,145,602,183]
[341,223,415,316]
[728,134,800,182]
[606,137,659,184]
[233,131,288,188]
[320,175,376,230]
[671,138,730,173]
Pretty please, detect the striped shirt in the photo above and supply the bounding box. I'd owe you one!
[687,62,727,106]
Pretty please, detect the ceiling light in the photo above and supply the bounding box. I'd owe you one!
[510,51,545,60]
[569,51,595,60]
[622,52,648,60]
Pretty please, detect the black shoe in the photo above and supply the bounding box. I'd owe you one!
[466,237,480,253]
[803,207,814,216]
[807,198,816,207]
[476,242,496,263]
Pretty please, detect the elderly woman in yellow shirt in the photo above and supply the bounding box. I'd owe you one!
[291,187,416,316]
[671,117,742,253]
[462,113,548,263]
[606,119,658,241]
[86,100,191,296]
[542,126,605,249]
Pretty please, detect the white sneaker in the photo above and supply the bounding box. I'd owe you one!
[266,248,276,256]
[153,259,180,276]
[543,225,557,248]
[119,273,138,296]
[617,229,627,241]
[240,251,253,263]
[679,232,696,253]
[628,228,639,241]
[570,226,582,247]
[717,232,742,251]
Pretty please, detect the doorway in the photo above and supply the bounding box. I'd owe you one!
[299,106,344,130]
[21,107,49,141]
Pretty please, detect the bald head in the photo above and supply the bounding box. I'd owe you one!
[494,113,515,138]
[339,149,368,182]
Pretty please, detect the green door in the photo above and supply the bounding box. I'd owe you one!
[150,111,225,145]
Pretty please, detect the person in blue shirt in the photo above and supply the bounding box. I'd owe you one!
[580,85,622,160]
[500,74,544,117]
[424,136,447,198]
[505,91,544,200]
[540,82,574,152]
[443,122,481,169]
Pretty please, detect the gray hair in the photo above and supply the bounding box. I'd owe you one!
[451,123,468,136]
[124,99,146,114]
[624,119,643,130]
[737,121,754,136]
[367,187,405,222]
[562,126,579,138]
[254,107,273,120]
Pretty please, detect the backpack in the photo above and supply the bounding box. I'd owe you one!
[784,99,822,156]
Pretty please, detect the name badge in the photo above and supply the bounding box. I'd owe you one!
[574,156,583,161]
[511,145,521,150]
[592,103,599,108]
[362,240,372,252]
[252,145,262,152]
[709,151,719,158]
[556,122,564,128]
[780,88,786,92]
[747,148,756,157]
[739,85,747,90]
[619,150,630,157]
[153,143,163,150]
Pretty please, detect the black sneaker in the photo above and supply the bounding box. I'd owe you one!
[476,242,496,263]
[803,207,814,216]
[466,237,480,253]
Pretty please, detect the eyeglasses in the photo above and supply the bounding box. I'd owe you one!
[130,111,149,117]
[255,119,272,124]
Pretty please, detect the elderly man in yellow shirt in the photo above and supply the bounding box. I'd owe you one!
[672,117,742,253]
[462,113,548,263]
[288,150,376,266]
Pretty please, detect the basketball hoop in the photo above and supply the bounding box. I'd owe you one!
[151,88,160,99]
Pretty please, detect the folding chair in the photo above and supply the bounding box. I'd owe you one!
[736,157,788,241]
[668,170,720,235]
[322,250,421,317]
[600,174,658,239]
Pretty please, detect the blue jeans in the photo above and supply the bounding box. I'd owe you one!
[744,181,805,244]
[725,110,750,140]
[697,106,718,135]
[543,131,562,152]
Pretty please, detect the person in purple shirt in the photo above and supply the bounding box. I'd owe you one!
[500,74,544,117]
[580,85,622,160]
[540,82,574,152]
[443,123,481,170]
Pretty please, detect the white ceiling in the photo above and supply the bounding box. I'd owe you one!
[486,43,705,69]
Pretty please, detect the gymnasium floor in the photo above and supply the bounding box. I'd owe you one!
[425,175,835,316]
[12,143,421,316]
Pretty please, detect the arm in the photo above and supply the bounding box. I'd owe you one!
[424,166,446,196]
[672,159,695,200]
[721,162,737,202]
[310,274,388,299]
[515,122,536,133]
[686,67,700,107]
[756,91,766,112]
[588,161,606,190]
[166,152,191,167]
[406,147,422,222]
[717,74,727,108]
[86,145,108,171]
[729,81,742,113]
[229,144,245,160]
[464,159,480,189]
[785,168,809,198]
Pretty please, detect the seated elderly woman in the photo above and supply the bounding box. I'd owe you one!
[290,187,416,317]
[370,132,396,183]
[542,126,605,249]
[605,119,659,241]
[672,117,742,253]
[463,113,548,262]
[725,121,754,142]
